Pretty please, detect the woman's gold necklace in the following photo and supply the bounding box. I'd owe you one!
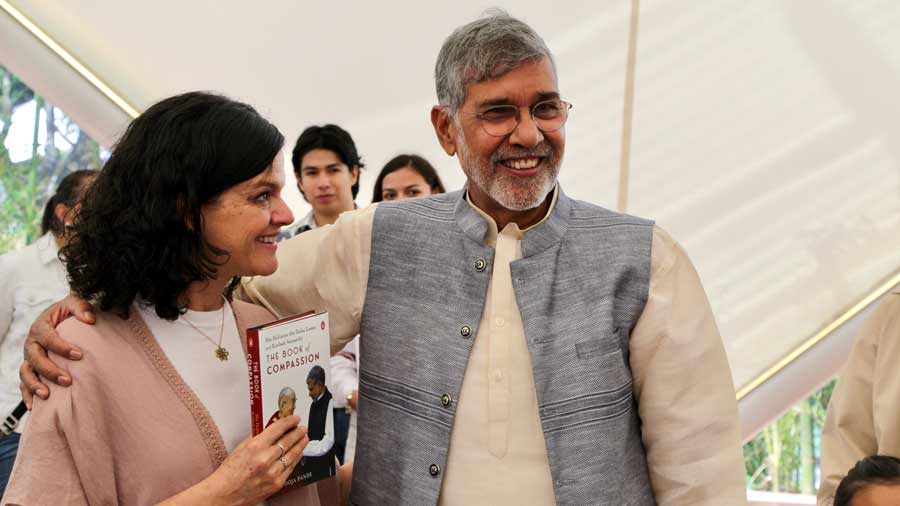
[182,297,229,361]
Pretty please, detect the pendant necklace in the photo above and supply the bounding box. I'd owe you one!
[182,296,229,361]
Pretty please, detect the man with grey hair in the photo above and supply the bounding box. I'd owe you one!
[22,10,745,506]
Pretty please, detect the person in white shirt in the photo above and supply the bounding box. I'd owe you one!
[329,337,360,462]
[0,169,95,497]
[301,365,337,480]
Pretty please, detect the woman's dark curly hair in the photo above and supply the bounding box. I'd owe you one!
[62,91,284,320]
[834,455,900,506]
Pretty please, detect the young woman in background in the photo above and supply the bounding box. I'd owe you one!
[0,169,96,497]
[370,154,445,203]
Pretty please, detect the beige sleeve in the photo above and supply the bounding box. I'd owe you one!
[630,226,746,506]
[816,295,899,505]
[237,205,375,354]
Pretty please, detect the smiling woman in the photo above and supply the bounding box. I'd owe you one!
[2,92,338,505]
[199,154,290,284]
[61,92,292,318]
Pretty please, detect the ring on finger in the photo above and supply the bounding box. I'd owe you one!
[279,456,289,470]
[276,442,286,459]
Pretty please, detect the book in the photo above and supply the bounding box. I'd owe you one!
[247,311,336,489]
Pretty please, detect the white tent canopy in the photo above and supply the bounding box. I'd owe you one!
[3,0,899,436]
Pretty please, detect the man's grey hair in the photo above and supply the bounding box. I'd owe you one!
[278,386,297,402]
[435,9,556,112]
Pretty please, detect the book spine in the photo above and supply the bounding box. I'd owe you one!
[247,327,263,436]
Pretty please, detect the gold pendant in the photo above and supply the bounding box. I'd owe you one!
[215,346,229,361]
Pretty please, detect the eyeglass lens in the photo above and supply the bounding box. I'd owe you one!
[480,100,570,137]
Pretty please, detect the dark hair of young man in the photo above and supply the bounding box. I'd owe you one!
[371,154,446,203]
[834,455,900,506]
[291,124,364,199]
[62,91,284,320]
[40,169,97,236]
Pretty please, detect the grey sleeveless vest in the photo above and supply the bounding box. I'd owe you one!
[350,188,656,506]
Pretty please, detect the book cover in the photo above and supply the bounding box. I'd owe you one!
[247,311,335,489]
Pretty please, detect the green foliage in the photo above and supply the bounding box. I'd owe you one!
[744,379,837,493]
[0,65,103,254]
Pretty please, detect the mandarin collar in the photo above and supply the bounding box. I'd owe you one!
[453,184,570,258]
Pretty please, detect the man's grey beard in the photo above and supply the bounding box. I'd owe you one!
[457,133,561,212]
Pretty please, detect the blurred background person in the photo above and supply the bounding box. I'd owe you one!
[371,154,446,203]
[279,124,363,240]
[833,455,900,506]
[0,168,96,496]
[1,92,338,506]
[819,293,900,505]
[330,339,359,464]
[277,123,364,465]
[332,153,445,465]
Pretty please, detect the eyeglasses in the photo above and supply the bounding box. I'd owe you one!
[469,99,573,137]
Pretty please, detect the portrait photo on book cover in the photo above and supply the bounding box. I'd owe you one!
[249,312,335,488]
[264,367,336,485]
[266,386,298,428]
[298,365,336,481]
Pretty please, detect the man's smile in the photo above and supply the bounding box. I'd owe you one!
[497,156,545,176]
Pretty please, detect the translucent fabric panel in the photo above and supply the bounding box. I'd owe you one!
[629,0,900,390]
[7,0,899,393]
[7,1,630,210]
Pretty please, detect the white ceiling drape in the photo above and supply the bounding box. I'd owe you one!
[3,0,899,429]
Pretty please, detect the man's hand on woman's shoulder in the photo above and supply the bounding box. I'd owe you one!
[19,293,95,408]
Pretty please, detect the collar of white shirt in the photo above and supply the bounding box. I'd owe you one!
[35,233,60,266]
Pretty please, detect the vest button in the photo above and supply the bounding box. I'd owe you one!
[460,325,472,338]
[429,463,441,476]
[474,258,486,271]
[440,393,452,407]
